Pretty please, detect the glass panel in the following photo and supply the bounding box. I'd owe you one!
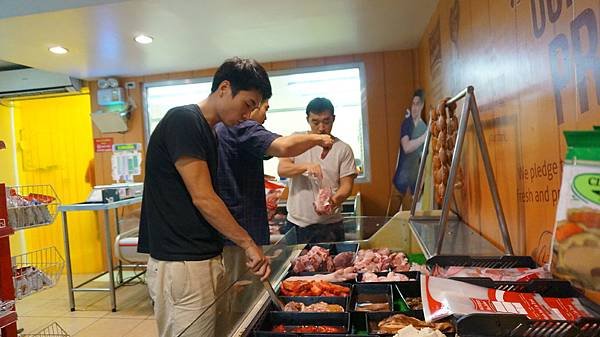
[177,229,302,337]
[409,218,502,258]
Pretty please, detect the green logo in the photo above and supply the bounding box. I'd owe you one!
[572,173,600,205]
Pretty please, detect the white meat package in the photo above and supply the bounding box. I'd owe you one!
[421,275,593,322]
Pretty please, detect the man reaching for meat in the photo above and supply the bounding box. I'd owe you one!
[279,97,357,243]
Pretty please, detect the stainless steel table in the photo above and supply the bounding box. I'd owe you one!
[58,197,144,312]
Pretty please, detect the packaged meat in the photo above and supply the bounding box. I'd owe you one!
[314,186,335,215]
[421,275,594,322]
[308,174,338,216]
[551,130,600,305]
[431,265,552,282]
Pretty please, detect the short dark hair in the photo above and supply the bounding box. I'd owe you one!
[211,57,272,99]
[413,89,424,103]
[306,97,334,117]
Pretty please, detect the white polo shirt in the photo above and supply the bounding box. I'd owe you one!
[285,137,357,227]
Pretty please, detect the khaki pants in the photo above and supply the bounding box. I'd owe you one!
[146,256,225,337]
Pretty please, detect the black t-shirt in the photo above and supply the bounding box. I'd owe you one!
[138,104,222,261]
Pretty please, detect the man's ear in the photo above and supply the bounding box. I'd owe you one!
[218,80,231,97]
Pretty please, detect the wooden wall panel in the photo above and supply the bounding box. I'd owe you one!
[417,0,600,260]
[90,51,418,217]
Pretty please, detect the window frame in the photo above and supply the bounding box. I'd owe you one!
[142,62,371,183]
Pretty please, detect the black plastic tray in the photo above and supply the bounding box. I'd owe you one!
[279,296,349,312]
[255,312,350,334]
[350,284,393,313]
[426,255,538,269]
[393,282,422,311]
[365,311,455,336]
[456,314,600,337]
[456,278,583,298]
[355,271,419,283]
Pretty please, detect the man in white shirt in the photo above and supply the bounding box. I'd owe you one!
[278,97,357,243]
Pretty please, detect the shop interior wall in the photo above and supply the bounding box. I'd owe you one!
[0,103,25,255]
[90,51,419,217]
[416,0,600,260]
[3,94,103,273]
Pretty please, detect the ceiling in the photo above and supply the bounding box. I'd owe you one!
[0,0,437,79]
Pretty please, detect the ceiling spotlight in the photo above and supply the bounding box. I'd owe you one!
[134,34,153,44]
[49,46,69,54]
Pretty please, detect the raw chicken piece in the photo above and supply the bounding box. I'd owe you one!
[292,246,330,273]
[390,252,410,272]
[361,271,409,282]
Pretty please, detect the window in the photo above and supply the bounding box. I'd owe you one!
[144,63,369,182]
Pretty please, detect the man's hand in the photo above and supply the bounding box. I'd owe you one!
[329,192,345,210]
[318,134,335,159]
[305,163,323,181]
[245,244,271,281]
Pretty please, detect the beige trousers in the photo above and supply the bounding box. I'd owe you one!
[146,256,225,337]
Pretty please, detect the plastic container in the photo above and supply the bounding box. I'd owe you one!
[350,284,393,313]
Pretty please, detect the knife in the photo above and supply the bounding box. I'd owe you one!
[262,280,285,311]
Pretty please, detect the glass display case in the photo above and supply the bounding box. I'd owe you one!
[176,215,423,337]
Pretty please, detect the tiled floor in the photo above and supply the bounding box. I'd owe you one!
[15,273,158,337]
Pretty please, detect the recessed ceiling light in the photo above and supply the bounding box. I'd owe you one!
[49,46,69,54]
[134,34,153,44]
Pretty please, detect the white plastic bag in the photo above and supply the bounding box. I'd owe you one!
[421,275,593,322]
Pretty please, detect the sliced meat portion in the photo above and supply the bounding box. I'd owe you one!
[283,301,305,312]
[333,251,354,269]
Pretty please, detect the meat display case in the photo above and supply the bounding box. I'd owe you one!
[176,212,600,337]
[174,215,428,337]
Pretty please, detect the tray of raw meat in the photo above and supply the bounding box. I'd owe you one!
[291,244,358,275]
[353,249,411,273]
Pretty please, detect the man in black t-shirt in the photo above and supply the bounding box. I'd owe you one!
[138,57,272,337]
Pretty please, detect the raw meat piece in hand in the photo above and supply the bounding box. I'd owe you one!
[314,186,335,215]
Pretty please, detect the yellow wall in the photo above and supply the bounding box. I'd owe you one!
[0,102,26,254]
[6,93,103,273]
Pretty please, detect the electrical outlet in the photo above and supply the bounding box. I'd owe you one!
[125,82,136,89]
